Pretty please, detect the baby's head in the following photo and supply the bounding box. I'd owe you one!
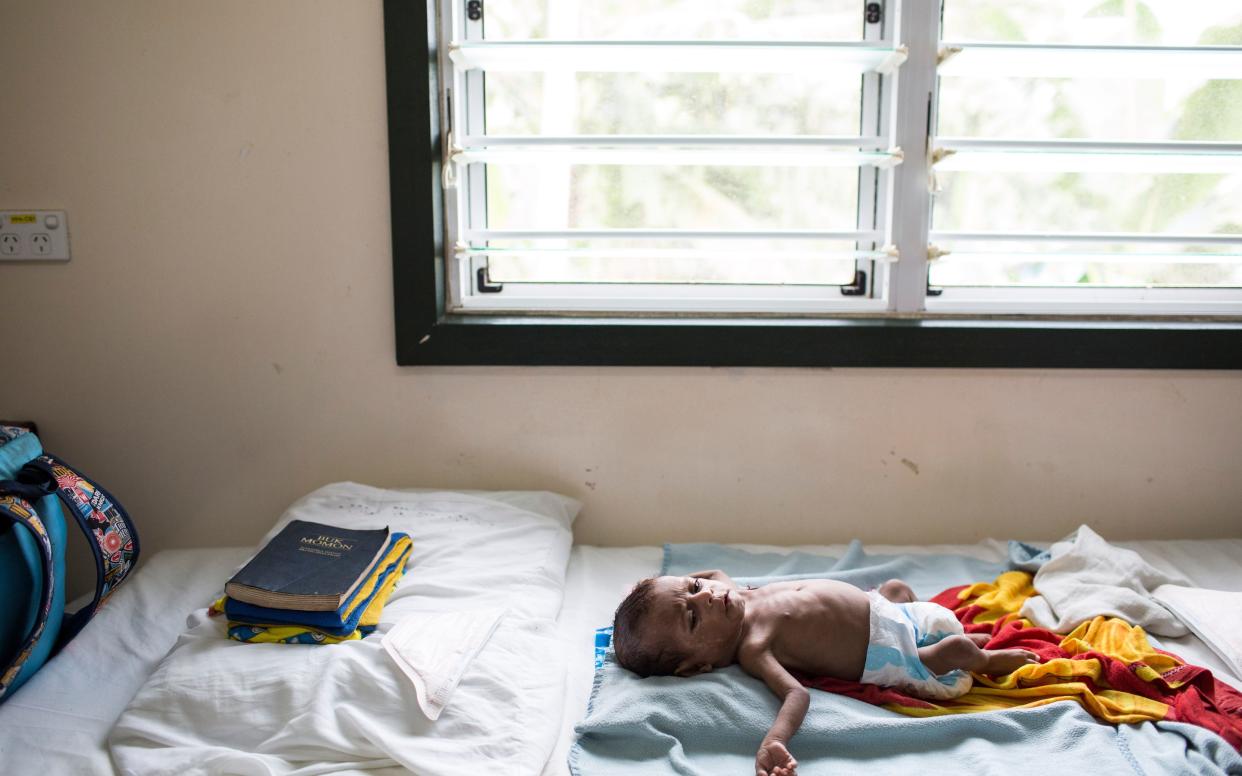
[611,575,745,677]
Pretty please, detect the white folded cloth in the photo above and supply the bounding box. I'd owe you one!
[1152,585,1242,679]
[1020,525,1190,636]
[383,608,506,720]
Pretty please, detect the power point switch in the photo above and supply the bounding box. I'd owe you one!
[0,211,70,261]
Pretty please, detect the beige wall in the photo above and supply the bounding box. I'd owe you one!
[2,1,1240,571]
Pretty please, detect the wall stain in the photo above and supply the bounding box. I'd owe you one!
[271,362,284,375]
[900,458,920,475]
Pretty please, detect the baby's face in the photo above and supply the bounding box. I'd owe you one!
[645,575,745,676]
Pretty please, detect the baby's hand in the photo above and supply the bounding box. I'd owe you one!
[756,738,797,776]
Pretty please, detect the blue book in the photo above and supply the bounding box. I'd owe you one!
[225,520,389,612]
[224,535,409,635]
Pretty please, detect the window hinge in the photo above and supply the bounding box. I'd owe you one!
[840,269,868,296]
[937,46,963,66]
[441,88,458,190]
[442,131,459,190]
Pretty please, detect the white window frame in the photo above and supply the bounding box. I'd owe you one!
[433,0,1242,319]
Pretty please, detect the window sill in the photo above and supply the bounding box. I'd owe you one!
[398,314,1242,368]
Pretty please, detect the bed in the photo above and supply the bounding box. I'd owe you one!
[0,484,1238,774]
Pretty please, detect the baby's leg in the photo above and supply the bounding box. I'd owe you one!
[877,578,916,604]
[918,635,1038,676]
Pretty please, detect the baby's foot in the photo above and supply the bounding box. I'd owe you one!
[981,648,1040,675]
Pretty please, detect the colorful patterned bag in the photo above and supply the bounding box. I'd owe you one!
[0,425,139,702]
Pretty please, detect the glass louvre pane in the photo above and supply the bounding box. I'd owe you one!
[938,76,1242,142]
[452,42,906,73]
[486,0,865,41]
[933,171,1242,235]
[929,256,1242,288]
[931,170,1242,288]
[484,163,860,232]
[943,1,1242,47]
[485,243,860,285]
[484,72,862,137]
[931,143,1242,174]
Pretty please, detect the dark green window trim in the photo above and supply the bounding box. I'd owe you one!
[383,0,1242,369]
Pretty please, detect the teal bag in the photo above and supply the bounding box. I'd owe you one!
[0,425,139,702]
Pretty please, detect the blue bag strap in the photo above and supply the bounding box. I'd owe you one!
[0,494,55,702]
[18,455,141,648]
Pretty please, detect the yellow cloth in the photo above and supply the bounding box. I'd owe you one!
[886,571,1178,725]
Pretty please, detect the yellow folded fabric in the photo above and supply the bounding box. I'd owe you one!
[892,572,1177,724]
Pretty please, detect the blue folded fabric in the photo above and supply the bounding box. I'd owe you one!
[224,533,408,635]
[662,539,1045,598]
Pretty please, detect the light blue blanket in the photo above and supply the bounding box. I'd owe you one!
[570,542,1242,776]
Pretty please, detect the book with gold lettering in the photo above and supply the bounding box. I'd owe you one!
[225,520,390,612]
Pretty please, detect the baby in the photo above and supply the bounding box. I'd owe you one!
[611,570,1039,776]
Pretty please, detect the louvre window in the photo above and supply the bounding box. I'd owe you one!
[438,0,905,313]
[384,1,1242,366]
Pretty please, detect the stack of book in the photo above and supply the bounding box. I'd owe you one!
[210,519,413,644]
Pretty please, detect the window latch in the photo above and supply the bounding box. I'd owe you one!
[476,265,504,293]
[840,269,867,296]
[466,0,483,22]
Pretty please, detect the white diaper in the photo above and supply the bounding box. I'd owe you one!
[858,591,973,700]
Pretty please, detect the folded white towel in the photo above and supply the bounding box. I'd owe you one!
[1020,525,1190,636]
[383,608,506,720]
[1152,585,1242,679]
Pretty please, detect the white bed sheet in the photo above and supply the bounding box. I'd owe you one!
[0,547,252,775]
[1,538,1238,775]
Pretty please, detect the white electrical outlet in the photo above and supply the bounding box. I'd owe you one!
[0,211,70,261]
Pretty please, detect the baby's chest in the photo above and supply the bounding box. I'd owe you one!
[765,606,871,679]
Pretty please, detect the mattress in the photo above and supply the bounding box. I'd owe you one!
[1,539,1239,775]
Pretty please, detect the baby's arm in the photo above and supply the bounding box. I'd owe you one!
[740,647,810,776]
[688,569,740,589]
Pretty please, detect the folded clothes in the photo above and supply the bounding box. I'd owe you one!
[211,534,412,643]
[221,621,378,645]
[1019,525,1190,636]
